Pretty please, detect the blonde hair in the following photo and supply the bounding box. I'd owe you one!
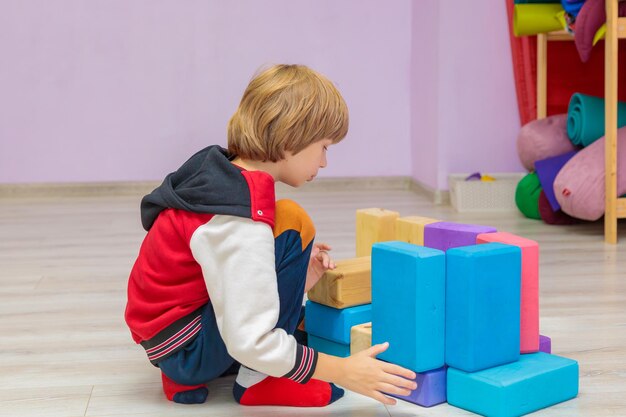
[228,64,349,162]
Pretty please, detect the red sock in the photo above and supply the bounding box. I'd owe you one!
[161,372,208,404]
[233,375,344,407]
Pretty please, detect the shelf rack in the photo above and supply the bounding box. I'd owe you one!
[535,3,625,243]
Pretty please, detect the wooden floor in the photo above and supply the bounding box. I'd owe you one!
[1,185,625,417]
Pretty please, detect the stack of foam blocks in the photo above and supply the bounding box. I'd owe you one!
[305,208,578,417]
[305,256,373,357]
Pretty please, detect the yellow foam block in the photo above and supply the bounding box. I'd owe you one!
[307,257,371,309]
[350,322,372,355]
[396,216,439,246]
[356,208,399,257]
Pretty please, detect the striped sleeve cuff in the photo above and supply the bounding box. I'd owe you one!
[139,311,203,365]
[283,344,318,384]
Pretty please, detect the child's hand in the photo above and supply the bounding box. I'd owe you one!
[335,342,417,405]
[305,243,336,292]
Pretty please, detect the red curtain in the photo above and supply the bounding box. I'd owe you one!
[506,0,626,126]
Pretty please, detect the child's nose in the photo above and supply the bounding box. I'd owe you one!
[320,154,327,168]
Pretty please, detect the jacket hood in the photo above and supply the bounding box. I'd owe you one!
[141,145,258,231]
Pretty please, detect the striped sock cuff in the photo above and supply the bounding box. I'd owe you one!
[283,344,318,384]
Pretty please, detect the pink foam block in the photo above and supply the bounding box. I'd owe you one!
[477,232,539,353]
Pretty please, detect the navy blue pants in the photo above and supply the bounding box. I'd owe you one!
[159,200,315,385]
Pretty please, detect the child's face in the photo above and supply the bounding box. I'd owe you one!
[278,138,332,187]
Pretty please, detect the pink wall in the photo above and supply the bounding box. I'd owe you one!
[410,0,440,190]
[410,1,523,190]
[0,0,412,183]
[438,1,523,188]
[1,1,522,189]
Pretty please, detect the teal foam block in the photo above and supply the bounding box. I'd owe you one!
[304,300,372,344]
[307,335,351,357]
[446,243,521,372]
[448,352,579,417]
[371,241,445,372]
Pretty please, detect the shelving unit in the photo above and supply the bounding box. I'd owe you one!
[536,2,625,244]
[604,2,626,243]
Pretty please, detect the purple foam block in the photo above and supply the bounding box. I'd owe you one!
[539,335,552,353]
[424,222,497,252]
[390,367,447,407]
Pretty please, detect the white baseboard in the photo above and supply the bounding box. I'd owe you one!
[409,178,450,205]
[284,176,413,192]
[0,177,449,204]
[0,181,161,198]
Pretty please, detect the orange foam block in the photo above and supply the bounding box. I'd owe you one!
[477,232,539,353]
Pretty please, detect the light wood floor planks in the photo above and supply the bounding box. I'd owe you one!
[1,185,625,417]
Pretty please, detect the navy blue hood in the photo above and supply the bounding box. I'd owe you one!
[140,146,253,231]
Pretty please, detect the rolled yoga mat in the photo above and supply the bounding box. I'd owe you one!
[516,114,577,171]
[554,129,626,221]
[567,93,626,147]
[515,172,543,220]
[513,4,564,36]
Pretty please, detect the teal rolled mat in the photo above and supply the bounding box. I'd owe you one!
[567,93,626,147]
[513,4,564,36]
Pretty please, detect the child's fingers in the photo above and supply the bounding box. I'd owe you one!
[382,373,417,391]
[365,342,390,357]
[382,362,417,381]
[315,242,332,251]
[315,250,327,260]
[316,250,334,269]
[379,382,413,398]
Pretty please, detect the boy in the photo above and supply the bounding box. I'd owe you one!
[125,64,416,407]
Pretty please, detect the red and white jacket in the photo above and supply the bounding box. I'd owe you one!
[125,146,317,384]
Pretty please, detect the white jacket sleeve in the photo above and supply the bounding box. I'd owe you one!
[190,214,316,382]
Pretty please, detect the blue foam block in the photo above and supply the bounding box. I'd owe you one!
[446,242,521,372]
[304,301,372,344]
[307,334,351,357]
[371,241,445,372]
[448,352,579,417]
[390,366,447,407]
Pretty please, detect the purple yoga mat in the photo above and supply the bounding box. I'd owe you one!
[534,150,578,212]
